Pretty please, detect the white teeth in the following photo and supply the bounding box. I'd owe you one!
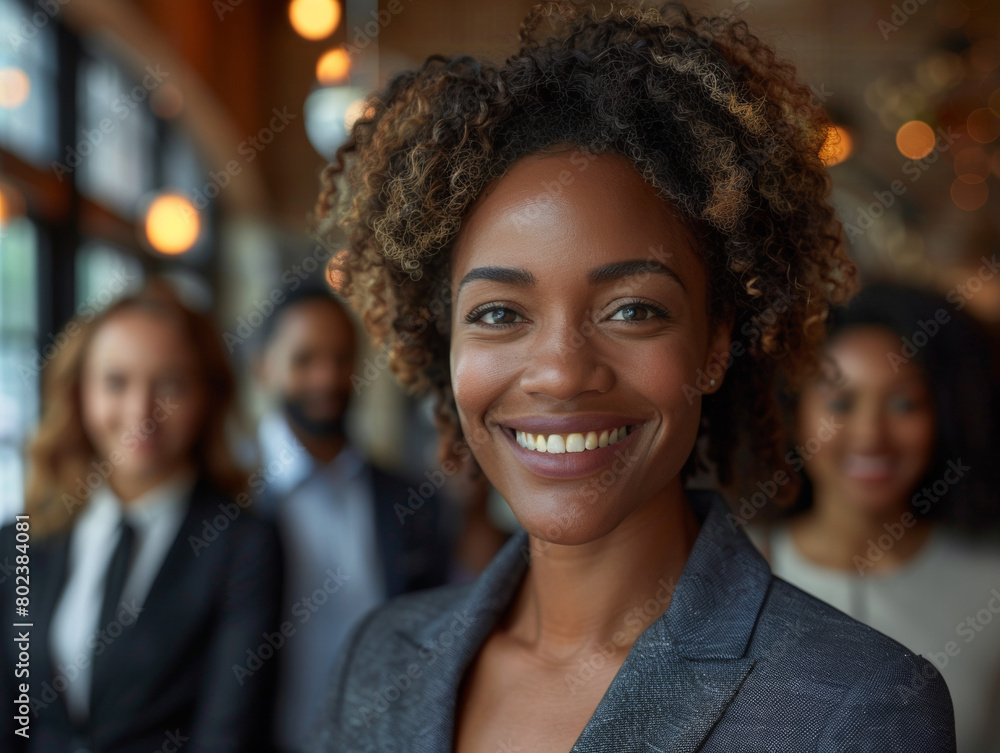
[547,435,566,454]
[514,425,632,454]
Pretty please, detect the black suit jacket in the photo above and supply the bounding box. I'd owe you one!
[0,478,284,753]
[367,466,451,598]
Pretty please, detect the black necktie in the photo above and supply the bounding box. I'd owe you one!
[99,519,136,632]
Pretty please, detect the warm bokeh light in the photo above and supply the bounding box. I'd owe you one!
[954,147,991,183]
[819,125,853,166]
[344,99,375,130]
[967,107,1000,144]
[950,177,989,211]
[144,194,200,254]
[896,120,936,159]
[0,180,26,223]
[991,87,1000,116]
[317,48,351,85]
[289,0,341,41]
[970,38,1000,72]
[991,149,1000,179]
[0,68,30,109]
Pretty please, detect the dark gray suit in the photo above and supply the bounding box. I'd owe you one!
[309,489,955,752]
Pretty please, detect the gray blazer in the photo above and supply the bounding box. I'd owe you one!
[309,489,956,752]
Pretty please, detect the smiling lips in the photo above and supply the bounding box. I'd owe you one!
[514,425,631,453]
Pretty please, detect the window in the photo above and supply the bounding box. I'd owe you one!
[0,0,59,166]
[0,217,38,519]
[76,52,156,217]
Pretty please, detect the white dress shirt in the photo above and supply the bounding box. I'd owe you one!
[48,468,196,722]
[256,410,386,752]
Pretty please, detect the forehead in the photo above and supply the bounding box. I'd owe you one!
[449,151,704,289]
[86,309,196,372]
[824,326,929,390]
[270,300,354,349]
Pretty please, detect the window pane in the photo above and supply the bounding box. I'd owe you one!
[76,53,155,217]
[0,216,38,520]
[0,0,60,165]
[75,241,144,308]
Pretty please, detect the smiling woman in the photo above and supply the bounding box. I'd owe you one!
[309,2,956,751]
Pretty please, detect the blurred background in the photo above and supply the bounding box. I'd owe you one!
[0,0,998,517]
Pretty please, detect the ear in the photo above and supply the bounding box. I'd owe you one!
[702,316,734,394]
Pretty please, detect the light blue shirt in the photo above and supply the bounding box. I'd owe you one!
[256,410,386,752]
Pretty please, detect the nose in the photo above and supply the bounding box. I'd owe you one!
[123,383,158,428]
[518,318,615,401]
[847,399,889,451]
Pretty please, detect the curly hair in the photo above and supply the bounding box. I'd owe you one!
[315,0,857,504]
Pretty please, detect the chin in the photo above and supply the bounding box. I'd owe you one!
[508,495,629,547]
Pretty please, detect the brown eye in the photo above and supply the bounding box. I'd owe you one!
[609,302,668,322]
[467,305,526,326]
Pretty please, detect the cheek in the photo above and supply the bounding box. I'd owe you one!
[450,344,511,425]
[80,387,115,437]
[892,412,937,466]
[162,394,208,446]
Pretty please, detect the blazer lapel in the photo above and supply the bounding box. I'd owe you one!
[574,490,772,752]
[88,479,205,710]
[379,532,531,752]
[368,489,772,753]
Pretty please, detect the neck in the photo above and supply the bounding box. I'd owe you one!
[793,485,931,572]
[110,462,193,505]
[508,478,700,661]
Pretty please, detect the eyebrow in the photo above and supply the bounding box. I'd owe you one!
[458,259,685,292]
[458,266,536,290]
[588,260,686,291]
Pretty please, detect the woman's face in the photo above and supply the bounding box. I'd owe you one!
[797,326,937,515]
[81,308,208,491]
[449,151,730,545]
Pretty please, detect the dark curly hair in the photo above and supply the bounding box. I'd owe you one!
[315,1,857,504]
